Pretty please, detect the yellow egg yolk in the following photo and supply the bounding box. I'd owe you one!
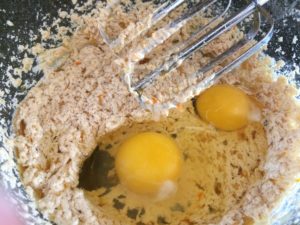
[115,132,182,198]
[196,84,251,131]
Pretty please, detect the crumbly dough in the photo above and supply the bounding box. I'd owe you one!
[12,2,300,225]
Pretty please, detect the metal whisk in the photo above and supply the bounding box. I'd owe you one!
[100,0,274,108]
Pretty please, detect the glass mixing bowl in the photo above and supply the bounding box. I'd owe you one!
[0,0,299,224]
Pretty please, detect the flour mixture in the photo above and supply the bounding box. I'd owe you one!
[12,1,300,225]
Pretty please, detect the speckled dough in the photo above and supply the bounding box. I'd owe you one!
[12,2,300,225]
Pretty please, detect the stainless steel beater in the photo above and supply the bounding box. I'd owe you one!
[100,0,274,107]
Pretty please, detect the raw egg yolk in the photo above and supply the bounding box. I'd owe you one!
[196,84,250,131]
[115,132,182,198]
